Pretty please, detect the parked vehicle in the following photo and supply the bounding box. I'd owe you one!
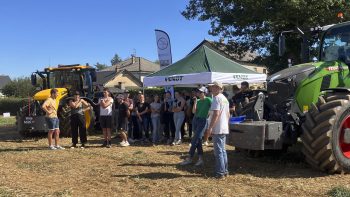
[229,21,350,173]
[16,64,97,136]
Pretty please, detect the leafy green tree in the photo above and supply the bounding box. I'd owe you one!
[94,62,108,71]
[2,77,36,98]
[111,53,122,65]
[182,0,350,73]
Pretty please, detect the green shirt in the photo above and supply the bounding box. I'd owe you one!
[195,97,212,118]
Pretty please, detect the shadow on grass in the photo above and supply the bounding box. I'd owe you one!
[157,150,188,156]
[0,146,51,152]
[112,172,200,179]
[172,148,329,179]
[118,162,177,167]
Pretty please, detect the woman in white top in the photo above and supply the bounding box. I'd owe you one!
[150,95,162,144]
[98,88,114,148]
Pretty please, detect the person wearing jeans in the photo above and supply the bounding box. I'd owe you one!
[136,94,150,142]
[150,95,161,144]
[205,81,230,178]
[163,92,175,144]
[172,91,186,145]
[180,86,212,166]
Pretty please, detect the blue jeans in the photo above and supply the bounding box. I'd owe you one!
[173,111,185,141]
[213,134,228,176]
[151,116,161,143]
[139,115,150,139]
[46,117,59,130]
[189,117,207,157]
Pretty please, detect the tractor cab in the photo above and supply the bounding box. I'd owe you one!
[31,64,96,100]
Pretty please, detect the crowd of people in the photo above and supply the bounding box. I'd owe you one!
[42,81,254,178]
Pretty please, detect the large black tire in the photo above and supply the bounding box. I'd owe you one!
[58,104,96,137]
[301,93,350,173]
[59,104,72,137]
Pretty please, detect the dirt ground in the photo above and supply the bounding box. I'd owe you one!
[0,126,349,197]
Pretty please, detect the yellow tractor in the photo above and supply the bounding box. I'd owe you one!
[16,64,97,136]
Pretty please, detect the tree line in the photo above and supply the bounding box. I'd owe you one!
[182,0,350,73]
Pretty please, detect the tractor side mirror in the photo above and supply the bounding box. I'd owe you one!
[91,70,97,82]
[31,73,37,86]
[278,34,286,56]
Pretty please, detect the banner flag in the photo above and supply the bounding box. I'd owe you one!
[155,29,172,69]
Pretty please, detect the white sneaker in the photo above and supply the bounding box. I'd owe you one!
[202,141,209,146]
[175,140,182,145]
[55,145,65,150]
[171,141,176,146]
[179,158,192,165]
[120,141,126,146]
[49,145,57,150]
[195,159,204,166]
[121,141,130,147]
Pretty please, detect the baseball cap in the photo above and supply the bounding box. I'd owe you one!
[209,81,223,89]
[197,86,208,94]
[116,94,124,99]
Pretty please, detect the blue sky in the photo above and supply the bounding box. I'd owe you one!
[0,0,216,78]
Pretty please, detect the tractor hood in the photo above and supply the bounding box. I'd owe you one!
[267,64,316,83]
[266,64,316,108]
[33,88,68,101]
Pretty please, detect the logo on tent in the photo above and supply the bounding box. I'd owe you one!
[232,74,248,80]
[165,76,184,82]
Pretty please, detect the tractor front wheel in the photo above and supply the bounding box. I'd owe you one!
[301,93,350,173]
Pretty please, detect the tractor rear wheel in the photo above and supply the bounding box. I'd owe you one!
[301,93,350,173]
[58,104,96,137]
[59,104,72,137]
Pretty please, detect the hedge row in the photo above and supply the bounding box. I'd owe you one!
[0,97,28,115]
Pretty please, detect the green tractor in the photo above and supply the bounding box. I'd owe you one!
[16,64,97,136]
[229,21,350,173]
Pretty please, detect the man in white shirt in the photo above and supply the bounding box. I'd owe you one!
[205,81,230,179]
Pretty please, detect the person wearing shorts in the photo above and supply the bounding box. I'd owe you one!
[42,88,65,150]
[98,88,114,148]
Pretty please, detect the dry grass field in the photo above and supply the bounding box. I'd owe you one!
[0,123,350,196]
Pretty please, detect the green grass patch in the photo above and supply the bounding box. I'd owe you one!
[0,187,13,197]
[0,116,16,127]
[53,188,72,197]
[328,186,350,197]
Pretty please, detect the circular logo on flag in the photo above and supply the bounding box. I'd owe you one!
[157,37,168,50]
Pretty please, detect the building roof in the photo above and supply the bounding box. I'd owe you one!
[94,70,142,87]
[94,71,115,86]
[0,75,11,89]
[101,56,160,73]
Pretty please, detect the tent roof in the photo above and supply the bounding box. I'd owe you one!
[148,45,258,77]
